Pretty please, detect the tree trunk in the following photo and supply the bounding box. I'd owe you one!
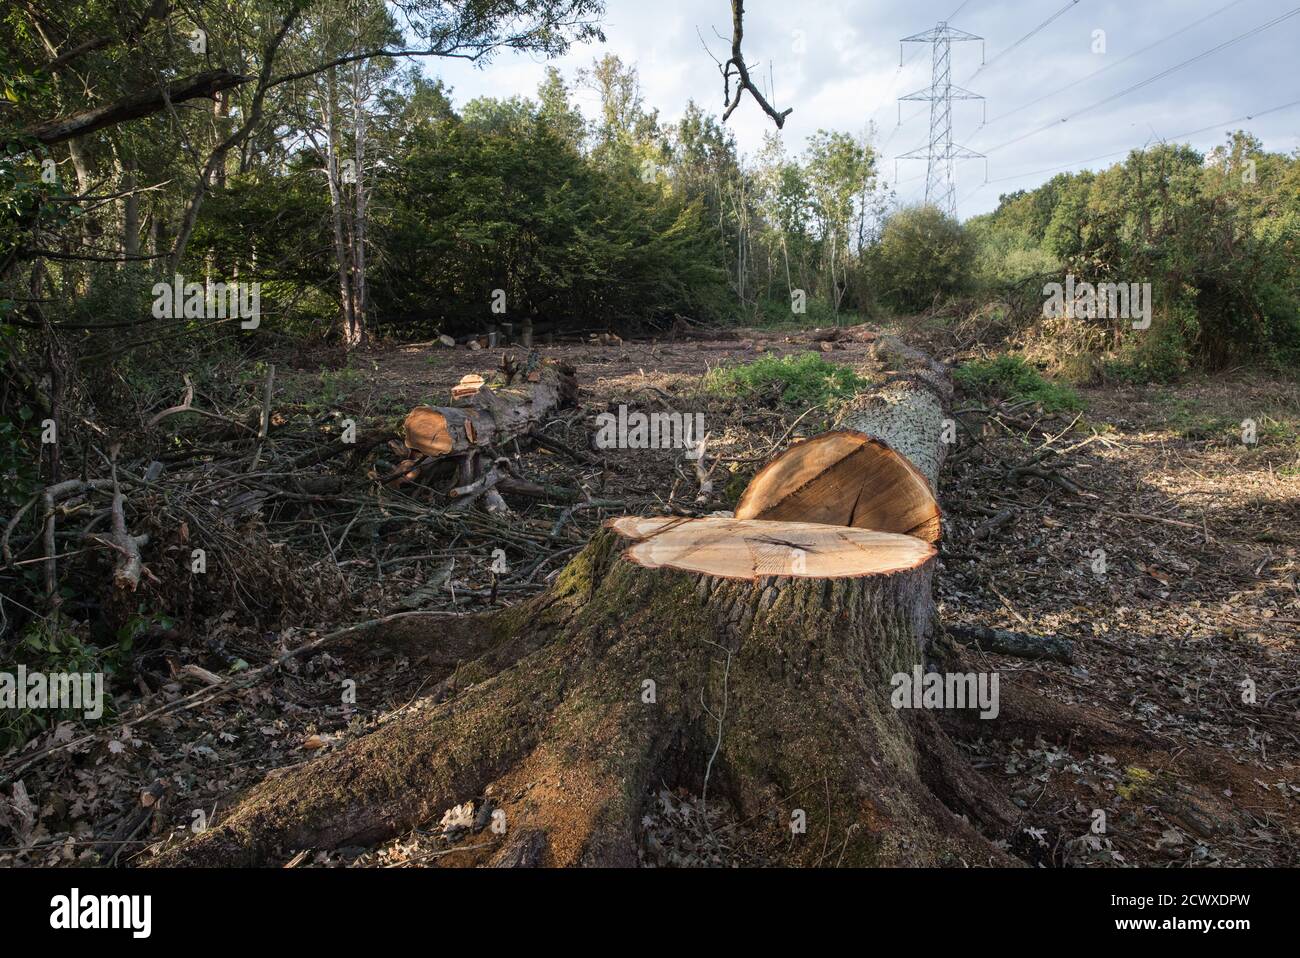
[350,62,369,344]
[323,68,357,348]
[122,155,140,259]
[150,516,1012,868]
[734,336,951,542]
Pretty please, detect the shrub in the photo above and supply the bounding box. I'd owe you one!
[955,354,1083,412]
[870,205,976,313]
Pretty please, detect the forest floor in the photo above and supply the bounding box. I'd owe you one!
[2,322,1297,868]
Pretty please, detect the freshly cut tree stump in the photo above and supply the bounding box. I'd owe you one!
[150,516,1014,868]
[735,431,941,542]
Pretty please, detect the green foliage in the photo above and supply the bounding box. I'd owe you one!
[374,83,728,334]
[955,354,1084,412]
[187,168,336,335]
[744,296,852,330]
[0,612,153,749]
[970,134,1300,375]
[870,205,975,312]
[703,352,869,407]
[1101,303,1196,384]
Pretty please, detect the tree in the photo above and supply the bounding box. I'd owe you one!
[871,205,975,312]
[805,130,875,314]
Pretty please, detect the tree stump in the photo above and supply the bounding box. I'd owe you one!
[151,516,1013,868]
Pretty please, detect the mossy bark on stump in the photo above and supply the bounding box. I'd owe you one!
[151,517,1010,867]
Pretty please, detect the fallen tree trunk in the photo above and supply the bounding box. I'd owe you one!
[397,358,578,512]
[402,360,577,461]
[150,516,1013,867]
[734,336,951,542]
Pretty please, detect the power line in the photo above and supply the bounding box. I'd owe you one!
[980,5,1300,155]
[952,96,1300,214]
[967,0,1083,81]
[984,97,1300,186]
[947,0,975,21]
[978,0,1249,130]
[955,180,987,212]
[867,45,929,132]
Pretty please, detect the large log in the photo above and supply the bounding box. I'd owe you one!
[150,516,1014,867]
[734,337,951,542]
[402,359,577,459]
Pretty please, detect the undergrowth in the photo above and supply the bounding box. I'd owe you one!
[702,352,869,408]
[955,354,1084,413]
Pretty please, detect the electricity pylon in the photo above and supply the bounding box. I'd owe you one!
[897,22,986,216]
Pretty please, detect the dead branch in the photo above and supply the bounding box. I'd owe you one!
[249,364,277,471]
[692,433,717,504]
[718,1,793,128]
[946,624,1075,665]
[105,450,147,591]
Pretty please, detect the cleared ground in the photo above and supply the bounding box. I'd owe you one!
[3,326,1296,867]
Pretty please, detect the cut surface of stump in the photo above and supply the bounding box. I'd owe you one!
[611,515,935,578]
[732,431,942,543]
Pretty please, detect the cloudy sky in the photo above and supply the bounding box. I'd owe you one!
[427,0,1300,218]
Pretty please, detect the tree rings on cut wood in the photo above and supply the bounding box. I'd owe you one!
[733,430,942,542]
[608,515,936,579]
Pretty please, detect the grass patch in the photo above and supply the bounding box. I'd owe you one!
[1156,393,1300,449]
[955,354,1083,413]
[702,352,869,408]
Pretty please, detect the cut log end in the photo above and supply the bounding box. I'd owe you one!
[734,430,942,543]
[401,360,577,461]
[609,515,936,579]
[402,406,453,456]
